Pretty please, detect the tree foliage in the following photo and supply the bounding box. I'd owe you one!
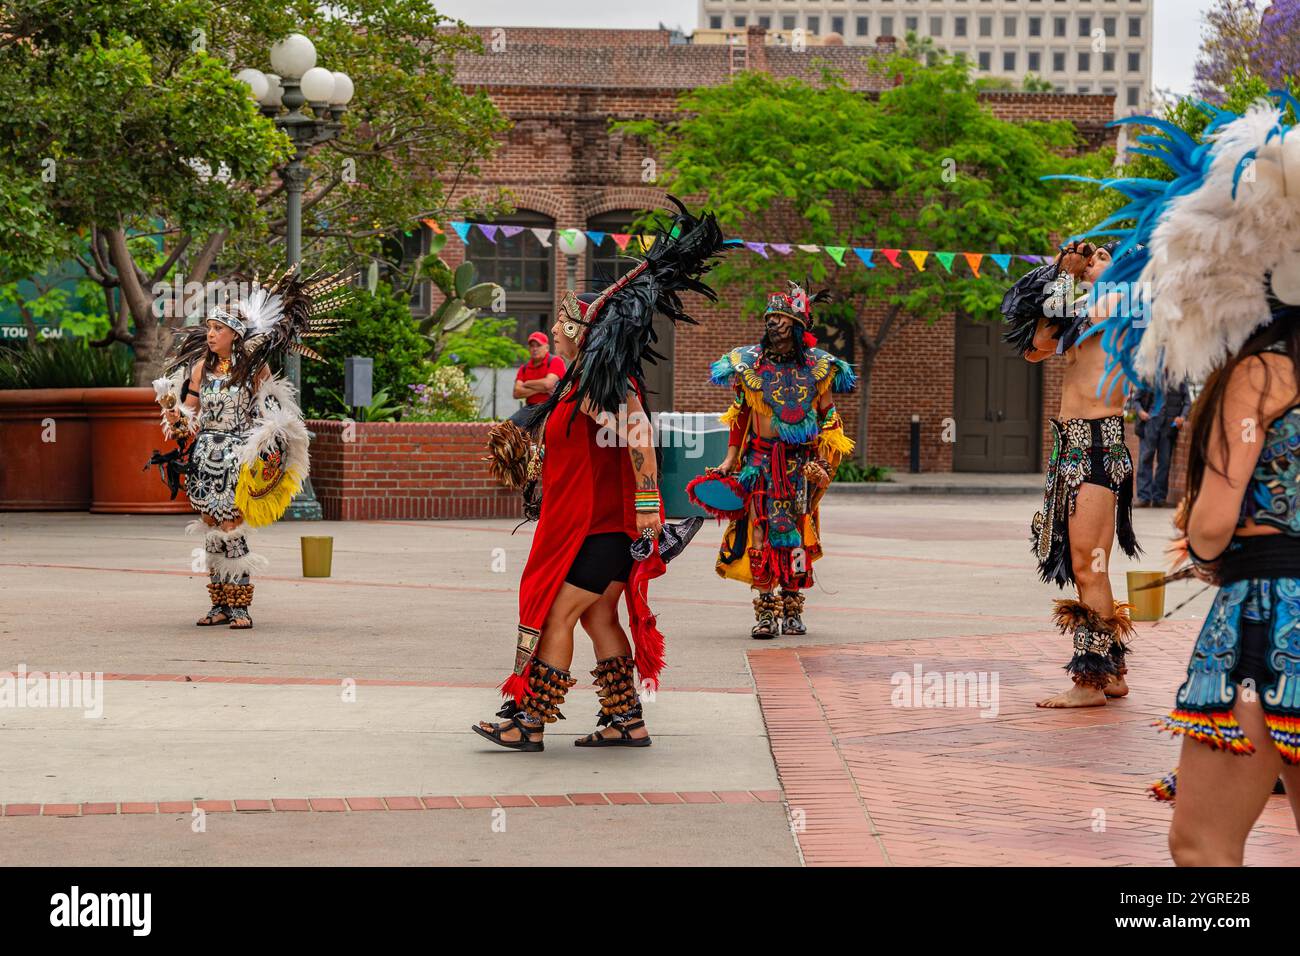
[0,0,510,382]
[619,46,1097,461]
[1194,0,1300,104]
[299,282,429,418]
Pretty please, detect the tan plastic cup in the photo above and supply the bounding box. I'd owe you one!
[301,536,334,578]
[1126,570,1165,622]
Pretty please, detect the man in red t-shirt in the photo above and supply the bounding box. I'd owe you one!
[510,331,565,425]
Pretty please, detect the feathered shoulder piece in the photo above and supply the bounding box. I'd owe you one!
[164,264,357,389]
[709,344,763,388]
[1045,92,1300,389]
[533,196,727,421]
[710,344,856,396]
[808,348,858,393]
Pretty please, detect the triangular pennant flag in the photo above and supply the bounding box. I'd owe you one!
[611,233,630,251]
[420,218,443,234]
[1017,255,1040,264]
[935,251,956,273]
[824,246,848,266]
[499,225,525,238]
[881,248,902,268]
[531,227,552,248]
[907,250,929,271]
[641,235,656,250]
[586,231,607,247]
[450,221,472,243]
[744,241,769,258]
[477,224,499,244]
[989,253,1011,273]
[556,228,583,249]
[796,244,821,253]
[853,247,876,268]
[963,252,983,277]
[770,243,792,255]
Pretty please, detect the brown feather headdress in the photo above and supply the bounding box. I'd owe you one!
[164,264,357,388]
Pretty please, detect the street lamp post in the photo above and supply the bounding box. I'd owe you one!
[236,34,355,521]
[557,229,588,300]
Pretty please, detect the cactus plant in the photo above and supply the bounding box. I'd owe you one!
[417,235,504,359]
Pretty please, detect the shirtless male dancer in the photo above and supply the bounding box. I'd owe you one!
[1024,241,1140,708]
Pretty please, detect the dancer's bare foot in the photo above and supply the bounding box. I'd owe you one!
[1036,683,1107,708]
[1104,673,1129,698]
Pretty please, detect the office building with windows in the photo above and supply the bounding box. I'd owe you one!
[697,0,1153,116]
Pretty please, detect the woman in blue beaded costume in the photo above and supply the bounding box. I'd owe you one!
[1067,94,1300,864]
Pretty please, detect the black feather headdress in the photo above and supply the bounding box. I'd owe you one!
[164,264,357,389]
[530,196,727,424]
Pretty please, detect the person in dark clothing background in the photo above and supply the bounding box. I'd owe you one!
[1128,382,1191,507]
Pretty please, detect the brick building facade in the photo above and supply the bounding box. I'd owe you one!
[430,25,1118,473]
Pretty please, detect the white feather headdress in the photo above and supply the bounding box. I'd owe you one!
[1135,102,1300,385]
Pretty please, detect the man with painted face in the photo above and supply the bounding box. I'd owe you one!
[688,280,857,638]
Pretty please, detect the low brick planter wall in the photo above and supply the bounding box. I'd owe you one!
[309,420,520,521]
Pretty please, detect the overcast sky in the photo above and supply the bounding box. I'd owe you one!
[432,0,1217,95]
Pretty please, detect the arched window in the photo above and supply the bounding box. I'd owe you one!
[465,210,554,346]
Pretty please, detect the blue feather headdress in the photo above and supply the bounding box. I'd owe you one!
[1043,91,1300,393]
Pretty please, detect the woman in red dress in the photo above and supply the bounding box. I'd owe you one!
[473,200,725,752]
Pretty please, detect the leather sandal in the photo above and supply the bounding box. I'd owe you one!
[575,717,652,748]
[471,705,544,752]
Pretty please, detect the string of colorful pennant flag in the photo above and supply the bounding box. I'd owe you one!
[424,219,1054,276]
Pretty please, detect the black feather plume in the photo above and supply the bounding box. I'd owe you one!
[1001,262,1065,355]
[531,196,727,427]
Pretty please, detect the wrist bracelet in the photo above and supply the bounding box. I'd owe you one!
[634,490,660,513]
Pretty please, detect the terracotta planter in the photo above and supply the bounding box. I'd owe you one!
[0,388,92,510]
[83,387,191,514]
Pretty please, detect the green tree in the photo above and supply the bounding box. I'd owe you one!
[0,0,510,383]
[620,49,1094,463]
[299,283,428,417]
[434,317,528,370]
[1062,70,1299,242]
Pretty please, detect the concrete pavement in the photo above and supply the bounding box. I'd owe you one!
[0,497,1248,865]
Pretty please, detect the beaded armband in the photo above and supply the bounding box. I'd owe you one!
[634,490,660,514]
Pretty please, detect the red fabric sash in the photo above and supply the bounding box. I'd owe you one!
[503,391,667,699]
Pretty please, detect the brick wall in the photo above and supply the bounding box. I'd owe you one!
[310,420,519,521]
[436,27,1119,473]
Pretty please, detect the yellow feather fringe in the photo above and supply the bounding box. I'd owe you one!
[719,403,742,427]
[235,463,304,528]
[740,386,774,419]
[819,426,854,458]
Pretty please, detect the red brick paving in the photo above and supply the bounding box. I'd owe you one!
[749,622,1300,867]
[1,790,783,818]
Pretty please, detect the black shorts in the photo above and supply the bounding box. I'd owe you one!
[1081,444,1121,491]
[565,532,634,595]
[1230,618,1271,687]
